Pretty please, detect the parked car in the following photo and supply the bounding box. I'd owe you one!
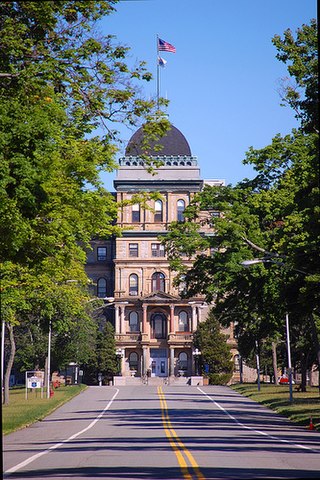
[279,375,295,384]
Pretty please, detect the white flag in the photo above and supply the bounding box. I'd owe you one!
[158,56,167,67]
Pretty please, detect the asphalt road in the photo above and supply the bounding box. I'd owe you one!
[3,384,320,479]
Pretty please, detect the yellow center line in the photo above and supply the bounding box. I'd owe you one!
[158,386,205,480]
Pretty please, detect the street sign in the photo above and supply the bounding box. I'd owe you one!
[25,370,44,399]
[27,376,42,389]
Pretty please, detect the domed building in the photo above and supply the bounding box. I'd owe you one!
[85,123,242,385]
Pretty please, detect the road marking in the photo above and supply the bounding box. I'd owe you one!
[158,386,205,480]
[197,387,318,452]
[4,388,120,476]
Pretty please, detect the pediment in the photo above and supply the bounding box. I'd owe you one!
[143,291,179,302]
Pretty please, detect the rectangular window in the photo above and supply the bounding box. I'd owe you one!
[97,247,107,261]
[132,204,140,223]
[151,243,165,257]
[154,212,163,223]
[129,243,139,257]
[211,211,220,218]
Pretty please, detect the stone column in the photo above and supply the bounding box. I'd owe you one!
[170,347,175,377]
[197,305,202,325]
[170,304,175,333]
[142,304,147,335]
[142,346,148,376]
[121,350,125,375]
[120,304,126,334]
[115,306,120,334]
[191,305,197,332]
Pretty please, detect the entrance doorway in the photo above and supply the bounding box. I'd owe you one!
[150,348,168,377]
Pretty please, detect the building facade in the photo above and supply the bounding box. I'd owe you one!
[86,124,241,382]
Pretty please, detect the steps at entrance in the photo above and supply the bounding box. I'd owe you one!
[113,376,192,386]
[170,376,190,385]
[143,377,168,386]
[124,376,141,385]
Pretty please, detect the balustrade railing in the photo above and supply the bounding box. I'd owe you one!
[115,333,141,342]
[169,333,193,343]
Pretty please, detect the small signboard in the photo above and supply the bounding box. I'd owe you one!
[25,370,44,399]
[27,376,42,389]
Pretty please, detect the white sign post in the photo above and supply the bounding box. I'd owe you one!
[25,371,44,399]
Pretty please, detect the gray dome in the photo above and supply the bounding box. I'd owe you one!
[125,124,191,156]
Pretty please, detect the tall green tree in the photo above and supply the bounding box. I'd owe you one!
[0,1,168,403]
[163,19,319,389]
[96,321,118,383]
[193,311,233,385]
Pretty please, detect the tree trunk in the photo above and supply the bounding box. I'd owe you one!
[300,353,308,392]
[3,323,16,405]
[272,341,279,385]
[309,313,320,394]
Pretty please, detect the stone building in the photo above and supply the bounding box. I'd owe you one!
[86,124,243,383]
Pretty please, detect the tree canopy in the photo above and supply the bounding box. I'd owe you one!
[0,1,168,402]
[163,20,319,384]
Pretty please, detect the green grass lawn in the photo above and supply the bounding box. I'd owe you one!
[2,384,87,435]
[231,383,320,431]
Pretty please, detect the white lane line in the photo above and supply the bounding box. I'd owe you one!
[5,388,120,476]
[197,387,318,453]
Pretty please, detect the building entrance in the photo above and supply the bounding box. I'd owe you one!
[150,348,168,377]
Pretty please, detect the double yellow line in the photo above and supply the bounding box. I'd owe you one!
[157,386,205,480]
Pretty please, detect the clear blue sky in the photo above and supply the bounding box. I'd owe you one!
[98,0,316,189]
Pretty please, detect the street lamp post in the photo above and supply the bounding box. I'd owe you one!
[255,340,261,392]
[286,312,293,403]
[116,348,124,376]
[46,319,52,399]
[193,348,201,376]
[1,320,5,402]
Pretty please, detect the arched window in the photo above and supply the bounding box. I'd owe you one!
[132,204,140,223]
[97,278,107,298]
[234,354,240,372]
[129,352,139,371]
[178,352,188,371]
[151,313,166,339]
[129,274,138,296]
[154,200,163,222]
[178,311,189,332]
[152,272,165,292]
[129,311,139,332]
[177,199,185,222]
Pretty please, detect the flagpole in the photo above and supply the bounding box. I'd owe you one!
[156,34,160,109]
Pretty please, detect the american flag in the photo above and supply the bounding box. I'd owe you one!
[158,38,176,53]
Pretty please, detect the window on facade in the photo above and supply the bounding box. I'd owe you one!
[178,352,188,371]
[211,211,221,218]
[132,204,140,223]
[129,352,138,371]
[177,199,185,222]
[129,311,139,332]
[178,275,186,294]
[234,354,240,372]
[97,247,107,261]
[97,278,107,298]
[151,313,166,339]
[151,243,165,257]
[154,200,163,222]
[129,243,138,257]
[178,311,189,332]
[152,272,165,292]
[129,274,138,296]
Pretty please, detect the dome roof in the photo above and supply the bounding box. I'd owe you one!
[125,124,191,157]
